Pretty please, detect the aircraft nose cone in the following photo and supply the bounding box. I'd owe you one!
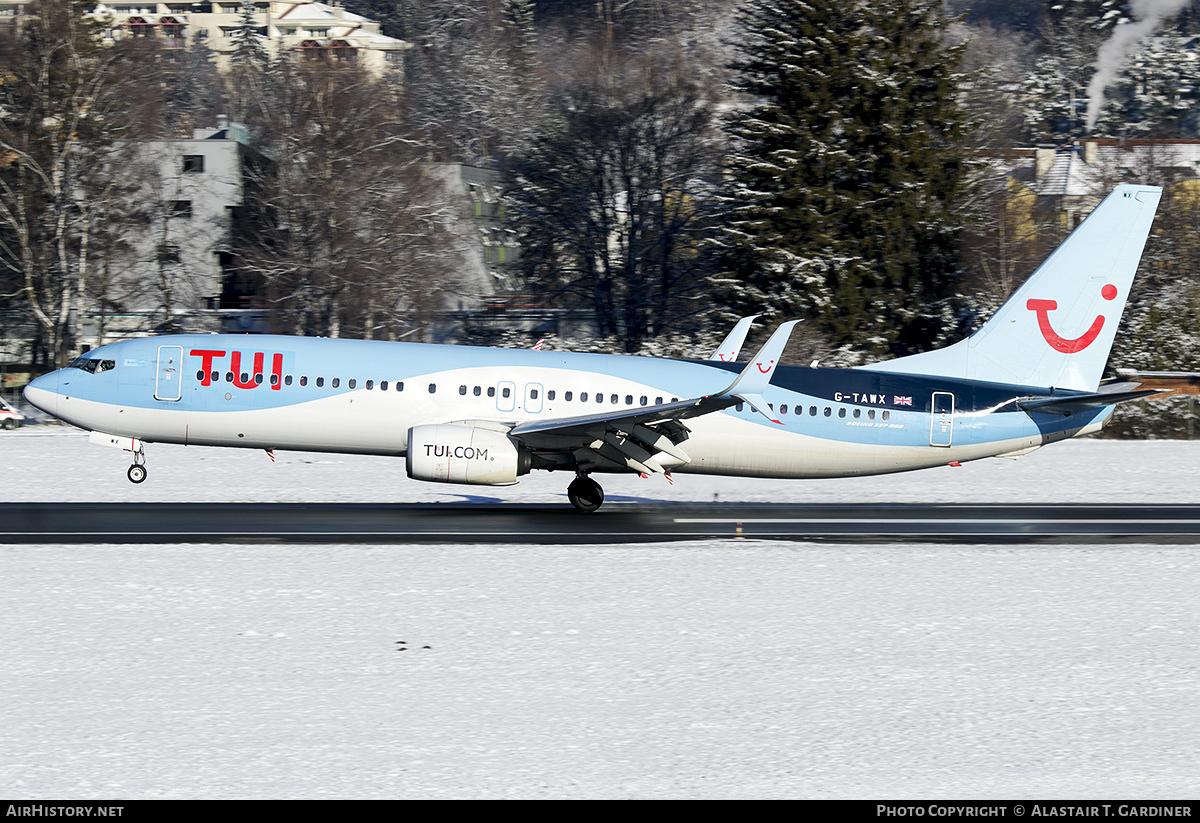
[23,371,59,417]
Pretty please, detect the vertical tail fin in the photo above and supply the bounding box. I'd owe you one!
[861,184,1163,391]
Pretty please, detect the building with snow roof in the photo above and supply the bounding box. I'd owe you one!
[0,2,410,77]
[1008,139,1200,228]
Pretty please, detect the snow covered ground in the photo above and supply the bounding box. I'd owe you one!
[3,429,1200,798]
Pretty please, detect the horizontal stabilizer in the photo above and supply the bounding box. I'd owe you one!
[1017,388,1165,416]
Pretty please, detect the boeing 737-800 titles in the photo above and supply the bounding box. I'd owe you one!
[24,185,1164,511]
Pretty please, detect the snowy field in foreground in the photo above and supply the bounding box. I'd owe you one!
[2,430,1200,798]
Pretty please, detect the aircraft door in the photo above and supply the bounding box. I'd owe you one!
[155,345,184,401]
[524,382,543,413]
[496,381,516,412]
[930,392,954,447]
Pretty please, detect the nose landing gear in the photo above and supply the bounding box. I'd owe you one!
[127,445,147,484]
[567,473,604,513]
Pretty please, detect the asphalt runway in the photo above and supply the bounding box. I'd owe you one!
[6,501,1200,543]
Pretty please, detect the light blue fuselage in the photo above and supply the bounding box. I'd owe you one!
[24,333,1107,480]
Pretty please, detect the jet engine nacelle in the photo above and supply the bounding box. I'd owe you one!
[406,424,531,486]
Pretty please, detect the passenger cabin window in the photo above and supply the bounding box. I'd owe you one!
[348,379,356,389]
[316,377,325,387]
[300,376,308,386]
[331,378,340,388]
[428,383,436,393]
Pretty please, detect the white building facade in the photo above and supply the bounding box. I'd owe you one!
[0,2,410,76]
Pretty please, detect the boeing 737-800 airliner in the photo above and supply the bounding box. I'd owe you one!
[24,185,1164,511]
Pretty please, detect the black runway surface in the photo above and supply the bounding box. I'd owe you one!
[5,502,1200,543]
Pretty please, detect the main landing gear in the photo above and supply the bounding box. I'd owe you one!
[567,473,604,513]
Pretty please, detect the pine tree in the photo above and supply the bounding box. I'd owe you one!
[227,0,268,122]
[1091,35,1200,138]
[718,0,973,356]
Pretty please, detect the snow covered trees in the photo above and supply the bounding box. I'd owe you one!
[718,0,972,357]
[403,0,541,165]
[0,0,148,367]
[233,59,471,341]
[507,51,722,353]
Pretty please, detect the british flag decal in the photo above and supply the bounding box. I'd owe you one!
[893,395,913,406]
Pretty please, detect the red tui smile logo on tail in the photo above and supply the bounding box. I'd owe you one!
[1026,284,1118,353]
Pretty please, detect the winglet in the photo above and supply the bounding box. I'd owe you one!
[709,315,759,362]
[736,392,782,424]
[723,320,800,397]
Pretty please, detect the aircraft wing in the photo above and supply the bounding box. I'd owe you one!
[505,321,799,475]
[508,393,739,438]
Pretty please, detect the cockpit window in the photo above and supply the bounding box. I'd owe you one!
[68,357,114,374]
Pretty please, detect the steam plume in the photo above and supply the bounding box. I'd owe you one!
[1085,0,1189,133]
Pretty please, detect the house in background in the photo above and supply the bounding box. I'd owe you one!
[83,116,256,345]
[1009,138,1200,228]
[0,1,411,76]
